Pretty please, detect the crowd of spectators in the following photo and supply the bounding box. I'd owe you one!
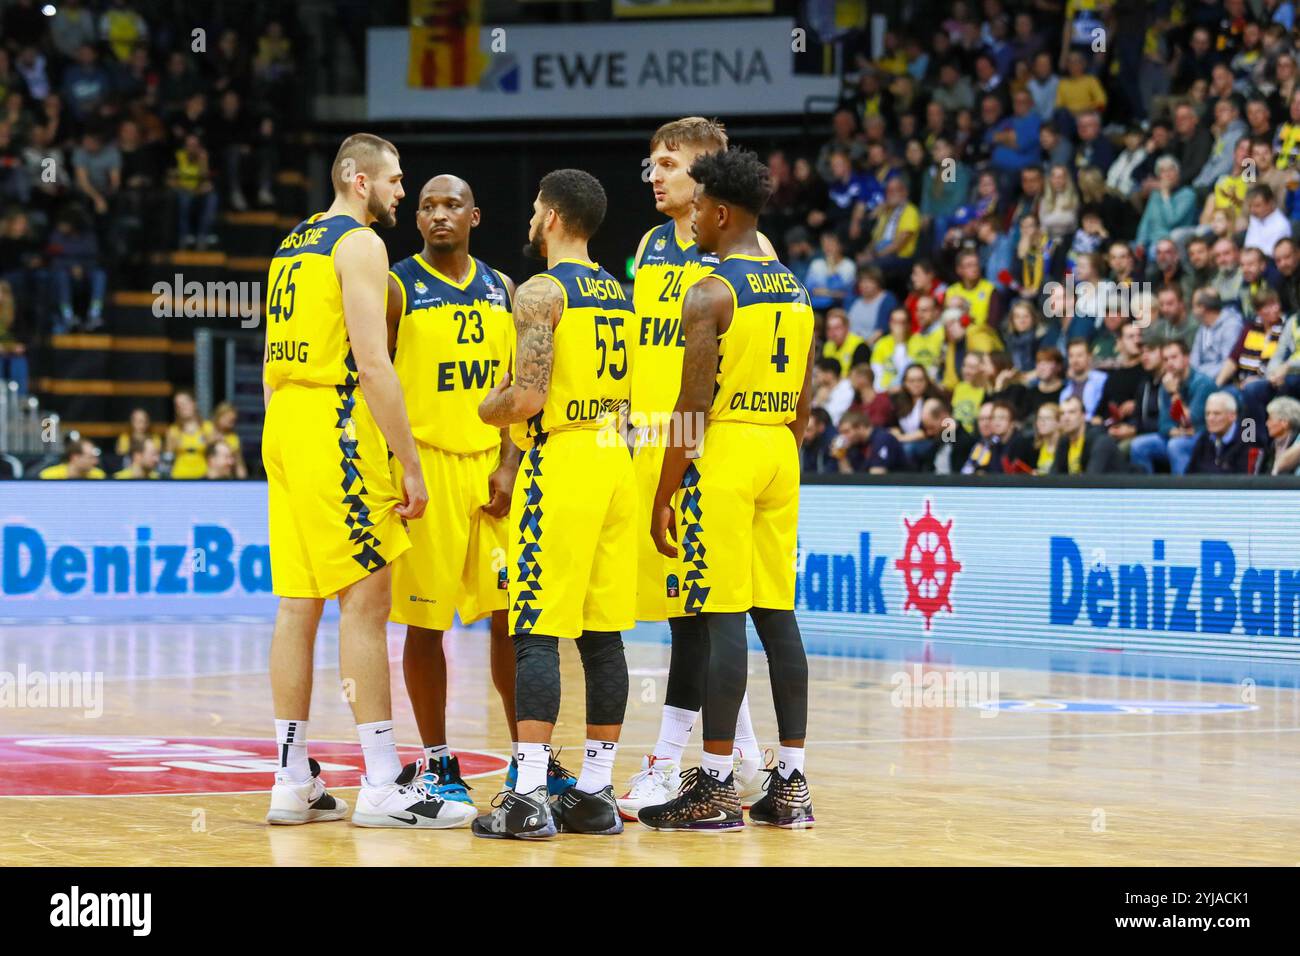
[35,390,247,479]
[773,0,1300,477]
[0,0,297,368]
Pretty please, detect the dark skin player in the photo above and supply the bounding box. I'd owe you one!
[385,173,521,755]
[649,177,814,762]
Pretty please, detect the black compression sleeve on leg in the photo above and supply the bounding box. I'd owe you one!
[574,630,628,726]
[700,611,749,742]
[748,607,808,741]
[663,615,708,711]
[514,634,561,724]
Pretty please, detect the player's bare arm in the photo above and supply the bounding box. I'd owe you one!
[651,275,728,558]
[481,271,523,518]
[337,228,427,519]
[477,275,559,427]
[384,272,403,357]
[791,338,815,443]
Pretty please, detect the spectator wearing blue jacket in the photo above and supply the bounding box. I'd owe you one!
[1129,339,1217,474]
[1135,156,1198,258]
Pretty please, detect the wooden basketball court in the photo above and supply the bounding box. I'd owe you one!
[2,620,1297,866]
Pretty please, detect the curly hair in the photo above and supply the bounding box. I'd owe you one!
[688,147,772,216]
[538,168,607,239]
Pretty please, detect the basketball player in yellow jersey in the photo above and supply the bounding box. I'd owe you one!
[620,117,776,818]
[641,148,816,832]
[385,174,524,805]
[262,133,475,831]
[471,169,635,840]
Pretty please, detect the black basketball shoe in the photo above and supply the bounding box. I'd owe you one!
[637,767,743,832]
[471,785,557,840]
[552,785,624,835]
[748,767,815,829]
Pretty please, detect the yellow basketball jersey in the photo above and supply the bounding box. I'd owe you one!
[390,254,512,454]
[264,213,370,389]
[705,254,814,427]
[510,259,632,450]
[630,220,721,425]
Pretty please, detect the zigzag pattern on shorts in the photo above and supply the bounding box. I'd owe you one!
[337,350,386,573]
[679,461,710,614]
[512,430,547,635]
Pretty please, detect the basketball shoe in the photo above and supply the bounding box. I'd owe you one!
[637,767,744,832]
[552,785,624,835]
[266,758,349,825]
[421,754,473,805]
[748,767,815,829]
[735,750,767,810]
[504,751,577,797]
[352,759,477,829]
[616,754,679,821]
[470,785,557,839]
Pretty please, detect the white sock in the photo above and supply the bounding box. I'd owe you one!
[515,742,551,794]
[576,739,617,794]
[274,718,310,784]
[701,750,733,782]
[734,693,760,766]
[511,741,519,762]
[424,743,450,765]
[777,745,805,779]
[653,705,696,764]
[357,719,401,785]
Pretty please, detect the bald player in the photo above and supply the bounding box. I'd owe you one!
[264,133,473,829]
[386,175,527,807]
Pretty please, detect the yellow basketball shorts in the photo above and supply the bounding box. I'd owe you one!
[263,384,411,599]
[390,442,508,631]
[508,428,636,639]
[632,433,686,622]
[674,421,800,615]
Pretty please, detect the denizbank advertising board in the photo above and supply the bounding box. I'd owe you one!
[795,484,1300,684]
[3,482,1299,682]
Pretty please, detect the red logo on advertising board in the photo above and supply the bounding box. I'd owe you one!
[894,500,962,631]
[0,736,510,797]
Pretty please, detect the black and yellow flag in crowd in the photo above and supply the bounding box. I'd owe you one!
[407,0,487,89]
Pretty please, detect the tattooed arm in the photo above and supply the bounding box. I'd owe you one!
[650,276,729,558]
[477,275,559,427]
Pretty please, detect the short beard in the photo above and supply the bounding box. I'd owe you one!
[368,190,395,228]
[522,226,545,261]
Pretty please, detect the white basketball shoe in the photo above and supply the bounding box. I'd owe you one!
[266,758,350,825]
[352,760,478,829]
[617,754,680,821]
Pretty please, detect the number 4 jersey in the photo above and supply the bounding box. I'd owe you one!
[706,253,813,427]
[264,212,372,389]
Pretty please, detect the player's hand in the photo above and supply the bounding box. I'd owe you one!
[396,467,428,520]
[482,462,516,518]
[651,498,678,558]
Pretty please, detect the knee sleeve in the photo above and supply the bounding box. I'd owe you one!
[749,607,808,741]
[664,615,708,712]
[514,634,561,724]
[575,630,628,726]
[700,611,749,742]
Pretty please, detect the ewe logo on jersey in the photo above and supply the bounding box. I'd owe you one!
[0,736,510,797]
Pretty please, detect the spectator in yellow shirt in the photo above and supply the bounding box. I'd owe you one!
[39,437,105,479]
[114,407,153,460]
[166,390,214,480]
[113,436,161,479]
[211,401,249,479]
[1056,51,1107,118]
[862,176,920,293]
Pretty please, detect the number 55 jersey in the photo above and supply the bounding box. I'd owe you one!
[506,259,636,640]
